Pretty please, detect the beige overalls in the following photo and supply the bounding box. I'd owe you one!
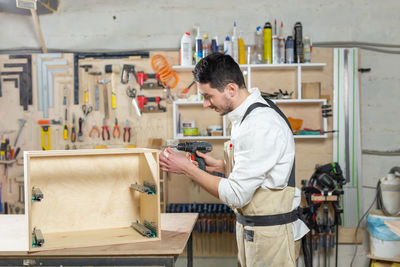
[224,100,297,267]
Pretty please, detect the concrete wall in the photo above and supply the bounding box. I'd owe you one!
[1,0,399,266]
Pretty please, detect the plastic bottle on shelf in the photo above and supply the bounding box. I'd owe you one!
[263,21,272,64]
[211,36,218,53]
[232,21,239,63]
[255,26,264,64]
[238,33,245,64]
[285,36,295,63]
[303,36,311,63]
[224,36,232,56]
[180,32,192,66]
[195,26,203,63]
[203,34,210,58]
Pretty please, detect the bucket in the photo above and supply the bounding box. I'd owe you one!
[380,174,400,216]
[367,210,400,259]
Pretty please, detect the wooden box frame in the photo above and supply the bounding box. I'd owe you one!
[20,148,161,252]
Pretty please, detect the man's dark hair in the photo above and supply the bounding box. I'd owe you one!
[193,53,246,92]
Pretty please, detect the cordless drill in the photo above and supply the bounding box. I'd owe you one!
[174,141,212,171]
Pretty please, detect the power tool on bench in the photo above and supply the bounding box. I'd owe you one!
[137,95,166,113]
[169,141,212,171]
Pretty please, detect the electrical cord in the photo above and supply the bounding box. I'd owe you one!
[349,189,377,267]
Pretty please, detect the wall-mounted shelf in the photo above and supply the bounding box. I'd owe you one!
[0,159,16,165]
[172,62,328,140]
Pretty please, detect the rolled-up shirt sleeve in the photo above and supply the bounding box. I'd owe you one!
[218,113,288,208]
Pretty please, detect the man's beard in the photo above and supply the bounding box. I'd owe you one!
[210,96,233,116]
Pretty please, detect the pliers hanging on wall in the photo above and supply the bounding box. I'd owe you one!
[102,119,110,141]
[113,118,120,139]
[123,120,131,143]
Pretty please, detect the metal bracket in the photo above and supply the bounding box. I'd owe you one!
[131,220,157,238]
[31,187,43,201]
[32,227,44,247]
[130,181,156,195]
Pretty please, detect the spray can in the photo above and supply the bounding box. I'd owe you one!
[303,36,311,63]
[224,36,232,56]
[232,21,239,63]
[180,32,192,66]
[272,35,279,64]
[195,26,203,63]
[238,35,245,64]
[211,36,218,53]
[255,26,264,64]
[294,22,303,63]
[285,36,295,63]
[263,22,272,64]
[279,37,285,64]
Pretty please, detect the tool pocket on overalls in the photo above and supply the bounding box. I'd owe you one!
[244,225,293,267]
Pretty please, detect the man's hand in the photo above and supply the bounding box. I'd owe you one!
[159,147,195,175]
[196,151,225,174]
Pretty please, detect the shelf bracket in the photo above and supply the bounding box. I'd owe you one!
[130,181,156,195]
[131,220,157,238]
[31,187,43,202]
[32,227,44,247]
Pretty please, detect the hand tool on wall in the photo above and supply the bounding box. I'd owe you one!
[81,104,93,122]
[137,95,166,113]
[38,123,51,151]
[113,118,120,139]
[71,114,76,143]
[2,55,33,110]
[89,72,102,110]
[78,118,83,142]
[89,125,100,138]
[126,87,141,117]
[14,118,27,147]
[98,79,110,119]
[105,64,121,110]
[80,65,93,104]
[121,64,137,85]
[166,141,212,171]
[102,119,110,141]
[123,120,131,143]
[63,108,68,140]
[136,72,163,90]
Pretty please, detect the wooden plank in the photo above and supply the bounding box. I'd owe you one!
[338,227,363,244]
[30,9,47,53]
[30,227,156,252]
[311,195,338,201]
[144,152,158,181]
[0,213,198,256]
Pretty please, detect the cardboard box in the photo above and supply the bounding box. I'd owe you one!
[0,148,161,252]
[301,82,321,99]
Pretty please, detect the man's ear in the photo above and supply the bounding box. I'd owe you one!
[224,83,238,97]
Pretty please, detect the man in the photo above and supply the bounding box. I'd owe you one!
[159,53,308,266]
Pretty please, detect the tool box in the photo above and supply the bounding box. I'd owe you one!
[0,148,161,252]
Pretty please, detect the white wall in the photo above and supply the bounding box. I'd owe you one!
[1,0,399,266]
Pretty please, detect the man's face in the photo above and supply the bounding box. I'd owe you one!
[198,82,234,116]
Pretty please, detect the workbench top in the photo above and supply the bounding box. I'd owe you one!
[0,213,198,257]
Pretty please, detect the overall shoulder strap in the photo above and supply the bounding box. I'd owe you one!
[240,98,295,187]
[240,102,269,125]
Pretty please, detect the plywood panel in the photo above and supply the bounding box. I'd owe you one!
[23,149,161,251]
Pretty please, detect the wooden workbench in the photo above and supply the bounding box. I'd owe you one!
[0,213,198,267]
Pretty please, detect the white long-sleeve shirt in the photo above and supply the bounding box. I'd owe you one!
[218,88,309,240]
